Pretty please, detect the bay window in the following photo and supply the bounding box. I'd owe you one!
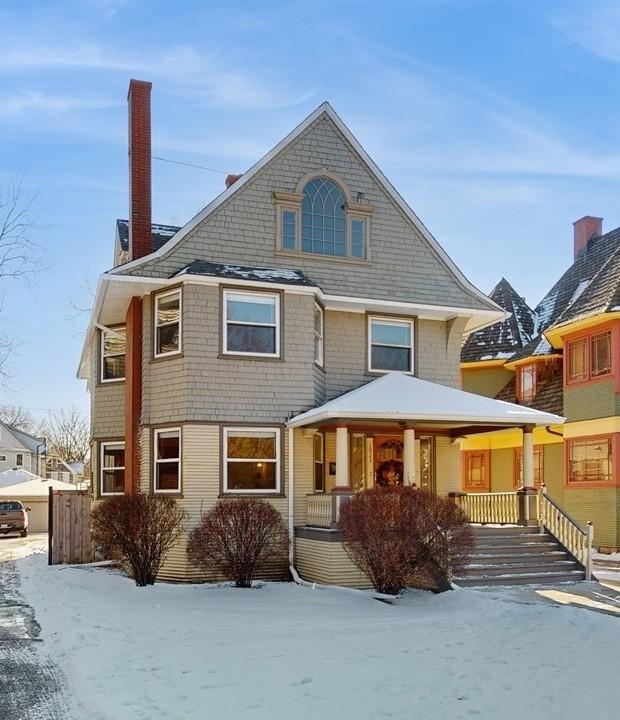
[223,290,280,357]
[154,289,181,357]
[154,428,181,493]
[223,427,281,493]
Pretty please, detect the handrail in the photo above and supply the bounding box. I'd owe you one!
[538,486,593,581]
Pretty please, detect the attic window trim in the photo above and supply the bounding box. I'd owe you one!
[565,328,613,386]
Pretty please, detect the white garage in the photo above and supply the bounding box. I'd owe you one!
[0,469,77,533]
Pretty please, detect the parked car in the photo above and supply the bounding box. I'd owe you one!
[0,500,30,537]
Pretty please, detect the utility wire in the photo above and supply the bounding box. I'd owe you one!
[152,155,231,175]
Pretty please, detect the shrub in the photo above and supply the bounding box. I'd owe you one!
[91,493,186,587]
[187,498,289,588]
[339,487,472,595]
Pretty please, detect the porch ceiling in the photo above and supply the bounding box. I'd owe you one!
[287,374,565,429]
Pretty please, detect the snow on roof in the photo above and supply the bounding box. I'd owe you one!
[287,373,565,428]
[0,470,76,496]
[173,260,317,287]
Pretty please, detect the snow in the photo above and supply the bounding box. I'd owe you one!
[0,468,46,488]
[17,552,620,720]
[479,351,514,360]
[0,475,76,496]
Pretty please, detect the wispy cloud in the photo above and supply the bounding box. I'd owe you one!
[0,41,316,110]
[553,2,620,63]
[0,90,120,117]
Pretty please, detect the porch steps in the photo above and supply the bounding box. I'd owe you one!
[454,526,586,587]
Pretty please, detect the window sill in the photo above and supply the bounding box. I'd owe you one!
[218,352,283,363]
[150,352,184,365]
[219,492,286,499]
[274,250,371,266]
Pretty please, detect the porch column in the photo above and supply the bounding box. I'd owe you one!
[403,427,416,486]
[334,425,350,492]
[522,425,535,490]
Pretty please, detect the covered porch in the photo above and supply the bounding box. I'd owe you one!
[286,374,594,587]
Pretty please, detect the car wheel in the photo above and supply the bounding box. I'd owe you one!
[20,529,28,538]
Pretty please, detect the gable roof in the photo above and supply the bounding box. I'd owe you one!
[173,260,317,287]
[116,219,181,254]
[0,421,43,454]
[461,278,536,362]
[535,227,620,331]
[288,373,564,428]
[110,102,499,314]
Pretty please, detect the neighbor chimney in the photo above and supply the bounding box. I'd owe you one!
[128,79,152,261]
[573,216,602,260]
[225,173,243,189]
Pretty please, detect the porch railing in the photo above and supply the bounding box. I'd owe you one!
[538,488,593,581]
[306,494,333,528]
[453,492,520,525]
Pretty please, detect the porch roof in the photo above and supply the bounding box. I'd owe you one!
[287,373,565,429]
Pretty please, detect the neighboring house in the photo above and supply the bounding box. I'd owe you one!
[45,456,86,486]
[461,217,620,550]
[0,421,45,476]
[79,80,568,584]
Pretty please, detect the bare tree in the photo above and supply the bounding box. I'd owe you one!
[0,404,38,434]
[0,178,41,383]
[43,407,89,463]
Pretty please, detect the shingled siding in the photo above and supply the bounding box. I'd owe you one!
[564,380,617,422]
[120,115,490,312]
[90,332,125,440]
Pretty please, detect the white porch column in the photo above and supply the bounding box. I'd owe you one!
[403,427,416,486]
[334,425,350,491]
[522,425,535,490]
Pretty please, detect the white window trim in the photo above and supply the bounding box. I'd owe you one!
[100,326,126,383]
[223,426,281,495]
[100,441,125,497]
[314,302,324,367]
[154,289,182,359]
[223,289,281,358]
[367,316,415,374]
[153,427,182,494]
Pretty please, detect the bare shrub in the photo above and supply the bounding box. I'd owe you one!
[91,494,186,587]
[187,499,289,588]
[339,487,472,595]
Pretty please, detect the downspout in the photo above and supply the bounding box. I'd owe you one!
[287,426,294,565]
[545,425,563,438]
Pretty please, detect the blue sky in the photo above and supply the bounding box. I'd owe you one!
[1,0,619,419]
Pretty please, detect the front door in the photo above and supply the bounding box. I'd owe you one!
[373,435,404,487]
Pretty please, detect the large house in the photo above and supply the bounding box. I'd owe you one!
[79,80,572,584]
[461,219,620,551]
[0,421,45,476]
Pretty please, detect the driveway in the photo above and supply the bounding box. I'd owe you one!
[0,533,72,719]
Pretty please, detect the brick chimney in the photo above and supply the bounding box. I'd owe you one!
[225,173,242,189]
[128,79,152,261]
[573,216,602,260]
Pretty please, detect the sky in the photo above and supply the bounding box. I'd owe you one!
[1,0,619,420]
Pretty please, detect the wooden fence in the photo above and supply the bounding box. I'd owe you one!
[48,488,93,565]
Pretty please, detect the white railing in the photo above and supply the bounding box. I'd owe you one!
[455,491,520,525]
[538,488,593,581]
[306,494,332,528]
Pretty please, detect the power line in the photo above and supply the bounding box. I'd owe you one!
[152,155,231,175]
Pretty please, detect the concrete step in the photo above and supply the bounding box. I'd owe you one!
[469,525,541,535]
[468,551,572,566]
[472,542,562,554]
[470,532,553,544]
[460,560,580,577]
[455,569,586,587]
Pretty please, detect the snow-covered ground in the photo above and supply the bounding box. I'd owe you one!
[18,552,620,720]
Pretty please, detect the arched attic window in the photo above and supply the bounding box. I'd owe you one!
[274,174,372,259]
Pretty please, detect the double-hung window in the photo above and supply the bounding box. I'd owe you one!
[15,453,24,467]
[100,442,125,496]
[463,450,489,492]
[101,326,126,382]
[223,427,281,493]
[567,437,612,485]
[223,290,280,357]
[591,331,612,377]
[313,432,324,492]
[567,330,613,384]
[154,289,181,357]
[314,303,324,366]
[518,364,537,403]
[368,316,414,373]
[153,428,181,493]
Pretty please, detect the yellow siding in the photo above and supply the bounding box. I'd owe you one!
[461,366,514,398]
[292,429,314,526]
[295,537,372,588]
[435,436,461,495]
[543,443,564,504]
[490,448,513,492]
[564,487,620,550]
